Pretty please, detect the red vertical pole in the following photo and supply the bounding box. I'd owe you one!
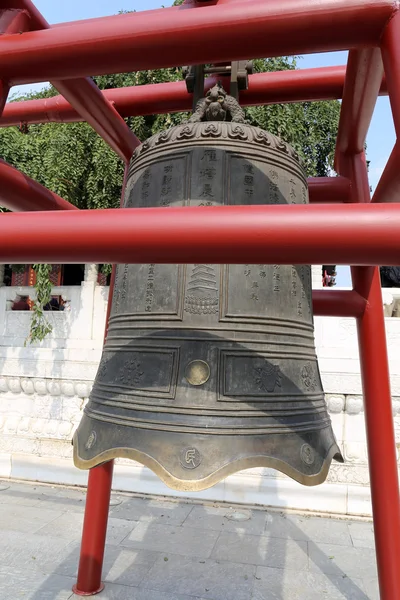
[73,167,128,596]
[339,151,400,600]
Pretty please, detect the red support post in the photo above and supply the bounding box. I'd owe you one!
[339,151,400,600]
[335,48,383,159]
[73,167,128,596]
[72,461,114,596]
[0,0,395,85]
[372,141,400,203]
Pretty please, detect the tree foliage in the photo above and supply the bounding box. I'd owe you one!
[0,9,340,342]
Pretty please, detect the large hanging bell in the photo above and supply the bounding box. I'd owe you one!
[73,84,343,491]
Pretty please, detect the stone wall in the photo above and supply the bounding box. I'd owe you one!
[1,280,400,516]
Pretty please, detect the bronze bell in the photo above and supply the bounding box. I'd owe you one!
[73,84,343,491]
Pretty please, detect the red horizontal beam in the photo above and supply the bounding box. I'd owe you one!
[0,159,78,212]
[0,204,399,265]
[0,0,395,85]
[6,0,139,163]
[308,177,351,204]
[312,289,366,317]
[1,66,390,127]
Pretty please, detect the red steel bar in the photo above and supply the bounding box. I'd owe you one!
[308,177,352,204]
[0,203,400,265]
[382,10,400,138]
[73,167,129,596]
[0,0,395,85]
[0,67,390,127]
[337,149,400,599]
[372,142,400,203]
[0,159,77,212]
[312,289,366,318]
[72,460,114,596]
[0,8,31,113]
[7,0,139,163]
[335,48,383,158]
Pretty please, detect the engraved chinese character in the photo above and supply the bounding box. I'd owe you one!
[199,201,213,206]
[274,285,280,292]
[143,170,151,180]
[251,293,259,301]
[164,165,173,173]
[269,169,279,180]
[141,190,149,199]
[259,270,267,278]
[244,164,254,175]
[244,175,254,186]
[244,266,251,276]
[161,185,171,197]
[252,281,259,288]
[201,149,217,162]
[162,175,172,186]
[200,184,214,198]
[245,188,254,197]
[200,168,216,179]
[142,181,150,189]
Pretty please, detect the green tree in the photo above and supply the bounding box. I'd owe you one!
[0,15,340,342]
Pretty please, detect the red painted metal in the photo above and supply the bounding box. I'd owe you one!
[337,149,400,600]
[382,10,400,139]
[312,290,366,318]
[335,49,383,159]
[308,177,352,204]
[73,167,128,596]
[0,1,395,85]
[6,0,139,162]
[72,460,113,596]
[0,67,390,127]
[0,8,31,114]
[0,159,77,212]
[0,203,399,265]
[372,142,400,203]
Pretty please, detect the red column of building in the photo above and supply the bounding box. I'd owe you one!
[73,168,128,596]
[339,152,400,600]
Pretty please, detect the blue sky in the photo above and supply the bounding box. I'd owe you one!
[12,1,396,287]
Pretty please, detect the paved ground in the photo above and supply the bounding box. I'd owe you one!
[0,479,378,600]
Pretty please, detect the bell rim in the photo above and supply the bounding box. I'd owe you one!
[72,431,342,492]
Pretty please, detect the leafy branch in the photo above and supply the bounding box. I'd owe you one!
[25,264,53,346]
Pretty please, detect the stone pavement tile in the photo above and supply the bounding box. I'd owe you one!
[0,481,62,507]
[348,521,375,549]
[252,566,369,600]
[182,504,268,535]
[102,546,161,588]
[35,512,138,545]
[110,496,193,525]
[0,530,72,574]
[264,512,353,546]
[362,578,379,600]
[141,553,256,600]
[308,541,378,580]
[211,531,308,570]
[0,502,63,534]
[71,584,205,600]
[121,522,219,558]
[0,565,74,600]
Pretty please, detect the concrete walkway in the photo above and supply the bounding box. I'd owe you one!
[0,479,378,600]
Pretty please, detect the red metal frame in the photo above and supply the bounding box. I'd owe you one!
[1,0,400,597]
